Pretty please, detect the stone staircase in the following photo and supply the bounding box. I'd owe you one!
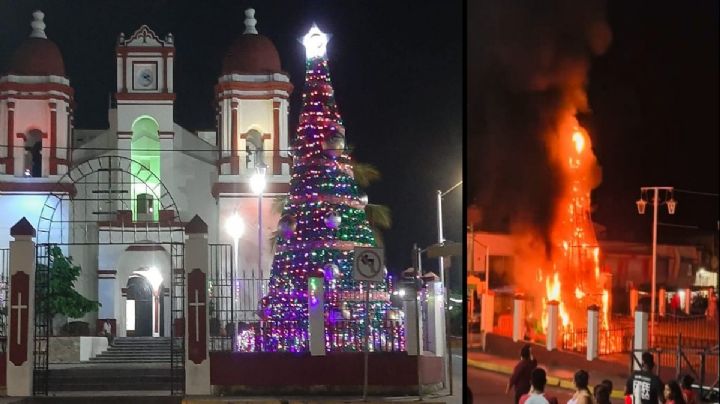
[89,336,171,363]
[47,367,175,392]
[47,337,177,392]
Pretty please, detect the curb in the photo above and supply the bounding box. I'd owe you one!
[182,400,445,404]
[467,358,626,399]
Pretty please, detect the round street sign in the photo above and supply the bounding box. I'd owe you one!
[353,247,385,282]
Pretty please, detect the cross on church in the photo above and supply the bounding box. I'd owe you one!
[11,292,28,345]
[189,289,205,343]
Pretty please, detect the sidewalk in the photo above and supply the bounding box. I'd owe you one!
[467,333,630,399]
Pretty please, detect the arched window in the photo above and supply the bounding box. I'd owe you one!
[245,129,264,169]
[24,130,43,177]
[130,116,160,221]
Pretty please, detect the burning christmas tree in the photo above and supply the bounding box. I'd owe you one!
[258,25,400,352]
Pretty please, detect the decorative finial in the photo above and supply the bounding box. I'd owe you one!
[243,8,258,34]
[117,32,125,45]
[165,32,174,44]
[302,24,329,59]
[30,10,47,39]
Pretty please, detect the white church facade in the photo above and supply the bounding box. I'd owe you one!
[0,10,291,337]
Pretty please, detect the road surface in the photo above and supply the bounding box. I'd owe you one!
[467,366,625,404]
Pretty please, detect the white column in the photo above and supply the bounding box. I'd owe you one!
[402,284,421,356]
[546,300,559,351]
[630,288,639,317]
[481,292,494,334]
[682,288,691,315]
[513,295,525,342]
[308,272,325,356]
[658,288,666,317]
[7,218,35,397]
[587,305,599,361]
[185,216,210,395]
[426,280,445,357]
[633,309,649,371]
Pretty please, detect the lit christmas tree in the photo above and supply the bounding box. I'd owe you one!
[258,25,400,352]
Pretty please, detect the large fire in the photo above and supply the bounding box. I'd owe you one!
[529,116,612,347]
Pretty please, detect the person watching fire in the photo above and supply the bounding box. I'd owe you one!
[507,344,538,404]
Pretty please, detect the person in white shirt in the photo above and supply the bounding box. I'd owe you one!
[519,368,559,404]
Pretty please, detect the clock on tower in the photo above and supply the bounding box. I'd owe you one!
[132,62,158,91]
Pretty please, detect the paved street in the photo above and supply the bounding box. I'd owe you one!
[468,367,625,404]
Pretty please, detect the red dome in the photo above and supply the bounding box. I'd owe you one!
[9,37,65,76]
[222,34,282,75]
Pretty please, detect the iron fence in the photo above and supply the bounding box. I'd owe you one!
[0,248,8,353]
[208,244,235,352]
[630,343,719,402]
[326,319,405,352]
[561,326,634,355]
[654,314,718,348]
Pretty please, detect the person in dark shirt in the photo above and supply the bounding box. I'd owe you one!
[625,351,665,404]
[681,374,696,404]
[507,344,538,404]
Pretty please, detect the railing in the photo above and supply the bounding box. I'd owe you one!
[0,248,8,353]
[235,320,307,352]
[207,244,405,353]
[326,319,405,352]
[207,244,236,352]
[561,326,633,355]
[630,342,719,402]
[654,314,718,348]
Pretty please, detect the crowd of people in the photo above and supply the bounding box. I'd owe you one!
[497,344,698,404]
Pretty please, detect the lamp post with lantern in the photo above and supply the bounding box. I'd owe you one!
[636,186,676,345]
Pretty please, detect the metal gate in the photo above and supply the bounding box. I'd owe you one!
[170,242,185,395]
[32,244,52,395]
[30,155,186,396]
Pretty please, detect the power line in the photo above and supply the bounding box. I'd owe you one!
[674,189,719,197]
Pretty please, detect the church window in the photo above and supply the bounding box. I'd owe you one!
[137,193,154,215]
[245,129,265,169]
[24,130,43,177]
[130,116,161,221]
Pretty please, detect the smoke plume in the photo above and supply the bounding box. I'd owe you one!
[468,0,611,248]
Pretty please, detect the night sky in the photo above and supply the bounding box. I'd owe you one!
[468,1,718,251]
[0,1,462,287]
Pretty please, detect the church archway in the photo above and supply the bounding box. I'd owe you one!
[126,275,153,337]
[32,155,185,396]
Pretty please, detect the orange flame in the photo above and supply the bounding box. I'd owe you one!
[533,120,612,349]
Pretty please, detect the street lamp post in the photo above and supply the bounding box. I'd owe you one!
[250,164,267,277]
[469,224,491,293]
[225,212,246,271]
[636,186,676,345]
[437,181,462,285]
[436,180,461,397]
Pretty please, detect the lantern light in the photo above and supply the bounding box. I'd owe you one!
[636,198,647,215]
[666,197,677,215]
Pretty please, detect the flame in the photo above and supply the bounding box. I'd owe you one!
[532,120,612,350]
[572,129,585,154]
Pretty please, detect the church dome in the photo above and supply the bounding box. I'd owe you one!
[221,9,282,75]
[8,11,65,77]
[10,38,65,76]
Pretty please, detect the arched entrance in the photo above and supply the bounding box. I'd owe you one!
[126,275,153,337]
[32,155,185,396]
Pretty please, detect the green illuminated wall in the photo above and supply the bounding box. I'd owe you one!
[130,116,161,221]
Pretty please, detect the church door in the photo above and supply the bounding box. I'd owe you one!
[127,276,153,337]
